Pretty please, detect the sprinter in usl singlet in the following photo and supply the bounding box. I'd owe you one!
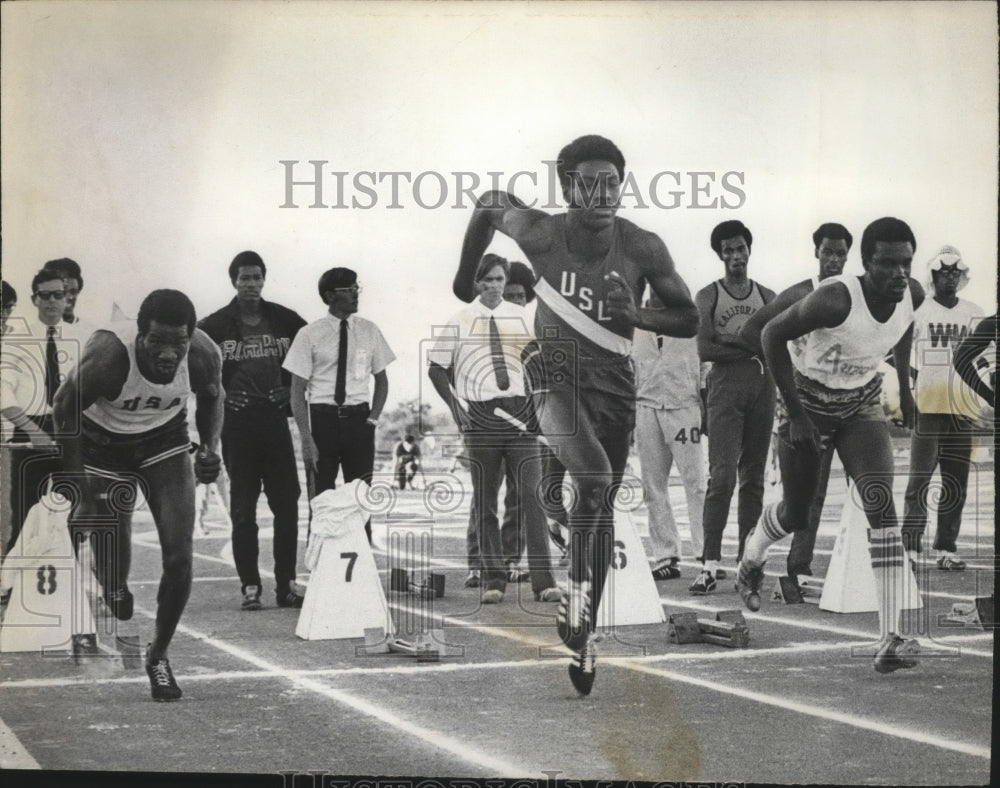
[739,217,926,675]
[454,135,699,694]
[54,290,223,701]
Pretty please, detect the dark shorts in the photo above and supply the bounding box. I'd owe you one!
[525,340,635,438]
[777,371,884,449]
[82,411,193,478]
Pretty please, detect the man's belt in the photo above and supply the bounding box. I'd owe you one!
[311,403,371,418]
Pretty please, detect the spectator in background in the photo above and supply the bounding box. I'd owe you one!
[1,270,83,551]
[691,220,776,595]
[739,222,853,584]
[394,434,421,490]
[429,253,559,603]
[1,280,16,335]
[902,246,984,571]
[42,258,84,326]
[199,251,307,610]
[633,289,707,581]
[284,267,394,544]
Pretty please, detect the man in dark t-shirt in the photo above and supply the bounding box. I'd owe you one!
[199,251,307,611]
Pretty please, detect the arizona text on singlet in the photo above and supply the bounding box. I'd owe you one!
[792,273,913,390]
[712,278,767,347]
[84,322,192,434]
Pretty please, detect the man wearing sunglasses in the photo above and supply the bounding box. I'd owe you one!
[0,270,84,551]
[284,267,395,544]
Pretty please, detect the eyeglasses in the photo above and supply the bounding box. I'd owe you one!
[332,285,362,294]
[33,290,66,301]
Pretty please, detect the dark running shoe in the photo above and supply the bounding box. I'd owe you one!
[556,580,592,653]
[464,570,481,588]
[736,560,766,612]
[242,585,263,611]
[688,570,717,595]
[145,650,182,701]
[276,586,304,609]
[506,563,530,583]
[651,559,681,581]
[568,637,597,696]
[874,635,920,674]
[103,585,134,621]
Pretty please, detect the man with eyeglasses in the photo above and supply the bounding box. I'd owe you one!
[42,257,85,327]
[0,270,84,551]
[284,267,395,544]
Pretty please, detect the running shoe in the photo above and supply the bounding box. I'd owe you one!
[103,585,134,621]
[241,584,262,611]
[874,634,920,674]
[735,560,766,612]
[275,586,304,609]
[568,637,597,696]
[688,570,717,595]
[651,558,681,581]
[145,648,182,701]
[936,554,967,571]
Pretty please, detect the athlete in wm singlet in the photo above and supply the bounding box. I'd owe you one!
[54,290,223,700]
[454,135,699,694]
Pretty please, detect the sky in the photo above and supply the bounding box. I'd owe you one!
[2,0,997,409]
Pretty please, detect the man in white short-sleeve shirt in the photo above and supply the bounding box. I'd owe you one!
[283,267,395,542]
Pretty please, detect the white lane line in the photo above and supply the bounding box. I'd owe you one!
[625,660,991,759]
[3,634,990,761]
[0,714,40,769]
[169,609,542,777]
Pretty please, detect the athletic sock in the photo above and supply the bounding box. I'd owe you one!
[704,560,720,576]
[742,502,786,566]
[869,526,905,639]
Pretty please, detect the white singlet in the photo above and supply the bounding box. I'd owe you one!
[792,274,913,390]
[84,322,192,434]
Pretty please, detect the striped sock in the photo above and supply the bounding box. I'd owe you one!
[742,502,787,566]
[869,526,905,639]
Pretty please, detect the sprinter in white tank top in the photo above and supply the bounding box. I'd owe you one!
[53,289,223,701]
[742,218,927,674]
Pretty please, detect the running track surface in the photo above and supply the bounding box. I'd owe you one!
[0,445,994,786]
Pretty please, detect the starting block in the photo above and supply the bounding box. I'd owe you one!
[941,596,995,630]
[667,610,750,648]
[772,577,822,605]
[358,626,462,662]
[389,567,445,600]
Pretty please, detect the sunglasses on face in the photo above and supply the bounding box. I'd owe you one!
[33,290,66,301]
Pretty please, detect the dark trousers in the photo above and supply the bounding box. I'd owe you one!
[6,418,62,553]
[310,404,375,540]
[902,412,975,554]
[702,360,776,563]
[222,406,301,591]
[463,399,555,594]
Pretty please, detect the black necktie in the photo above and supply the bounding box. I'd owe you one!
[489,316,510,391]
[45,326,60,406]
[334,318,348,405]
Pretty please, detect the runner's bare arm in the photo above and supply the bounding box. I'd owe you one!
[52,330,130,474]
[891,323,917,428]
[611,232,698,337]
[953,314,997,408]
[188,329,224,450]
[454,191,550,302]
[762,283,851,450]
[740,280,812,357]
